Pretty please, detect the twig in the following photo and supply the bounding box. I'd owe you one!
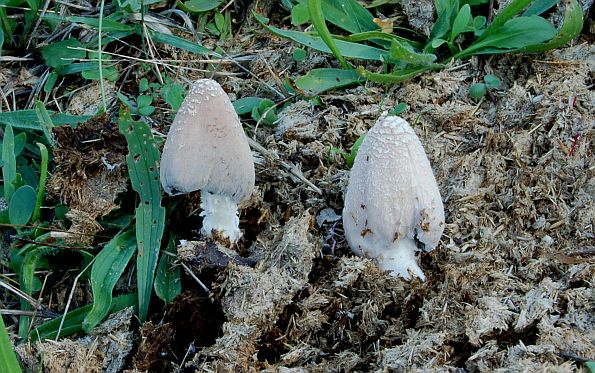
[0,279,41,309]
[246,137,322,195]
[180,262,210,294]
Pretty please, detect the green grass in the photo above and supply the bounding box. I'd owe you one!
[259,0,583,92]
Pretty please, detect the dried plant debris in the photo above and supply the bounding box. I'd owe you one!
[189,212,318,371]
[16,307,134,373]
[179,43,595,371]
[48,114,128,242]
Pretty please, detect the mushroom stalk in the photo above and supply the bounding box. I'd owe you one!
[342,115,445,280]
[199,191,241,242]
[160,79,255,243]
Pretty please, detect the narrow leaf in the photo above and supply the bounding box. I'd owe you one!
[0,110,90,130]
[31,142,49,223]
[356,65,440,83]
[154,237,181,304]
[32,293,137,342]
[2,124,16,202]
[479,0,533,40]
[19,245,57,338]
[118,111,166,323]
[255,13,386,61]
[0,315,22,373]
[523,0,560,16]
[82,229,137,332]
[149,30,214,56]
[34,100,55,147]
[308,0,349,69]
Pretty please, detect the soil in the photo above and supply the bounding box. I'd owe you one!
[2,1,594,372]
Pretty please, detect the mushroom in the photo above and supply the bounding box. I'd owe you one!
[342,115,445,280]
[160,79,255,243]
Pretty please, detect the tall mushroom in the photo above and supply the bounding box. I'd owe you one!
[160,79,255,243]
[342,115,445,280]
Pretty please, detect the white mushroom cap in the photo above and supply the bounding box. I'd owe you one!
[160,79,255,242]
[160,78,255,203]
[342,115,445,280]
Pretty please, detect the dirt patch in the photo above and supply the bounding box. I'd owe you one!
[175,42,594,371]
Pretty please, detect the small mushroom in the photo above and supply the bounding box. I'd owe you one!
[160,79,255,243]
[342,115,445,280]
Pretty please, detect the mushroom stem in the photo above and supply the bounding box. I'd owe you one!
[378,238,426,281]
[199,191,242,243]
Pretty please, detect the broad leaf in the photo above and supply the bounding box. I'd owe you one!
[294,68,364,96]
[519,0,583,53]
[39,38,86,68]
[83,229,137,332]
[389,40,437,66]
[233,97,266,115]
[8,185,36,226]
[461,15,556,56]
[450,4,472,42]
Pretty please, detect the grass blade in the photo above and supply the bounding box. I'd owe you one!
[2,124,16,202]
[255,13,386,61]
[154,236,181,304]
[118,111,165,323]
[0,315,22,373]
[308,0,349,69]
[149,30,214,56]
[31,293,137,342]
[34,100,55,147]
[82,229,136,332]
[356,64,440,83]
[0,110,90,131]
[30,142,49,223]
